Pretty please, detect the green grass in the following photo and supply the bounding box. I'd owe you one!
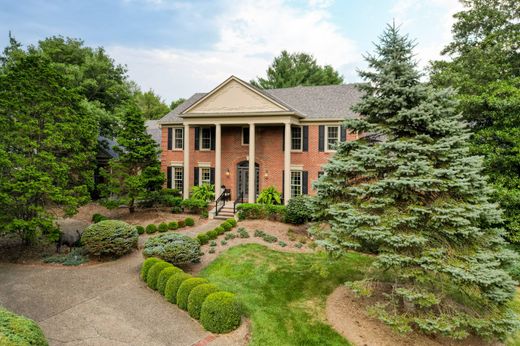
[199,243,372,345]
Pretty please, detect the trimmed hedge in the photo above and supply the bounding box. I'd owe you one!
[146,224,157,234]
[143,233,201,264]
[207,230,218,240]
[188,284,219,320]
[226,218,237,227]
[197,233,209,245]
[81,220,138,257]
[157,266,183,295]
[146,261,172,290]
[221,222,232,232]
[158,223,169,233]
[164,272,192,304]
[177,278,209,310]
[0,308,48,346]
[237,203,286,221]
[185,218,195,226]
[168,221,178,230]
[200,292,241,333]
[140,257,161,280]
[136,225,145,234]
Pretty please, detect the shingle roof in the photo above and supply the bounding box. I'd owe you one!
[158,82,362,124]
[145,119,161,146]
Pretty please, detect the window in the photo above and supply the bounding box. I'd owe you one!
[291,171,302,197]
[172,167,183,192]
[200,167,211,185]
[200,127,211,150]
[173,128,183,150]
[242,127,249,145]
[326,126,340,151]
[291,126,302,150]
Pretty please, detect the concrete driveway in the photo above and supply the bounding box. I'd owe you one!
[0,250,211,346]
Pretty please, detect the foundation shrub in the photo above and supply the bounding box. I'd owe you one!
[221,222,232,232]
[285,195,313,224]
[226,218,237,227]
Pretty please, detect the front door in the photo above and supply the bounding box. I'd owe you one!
[236,161,259,201]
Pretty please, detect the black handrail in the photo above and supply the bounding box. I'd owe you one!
[233,191,244,214]
[214,189,230,216]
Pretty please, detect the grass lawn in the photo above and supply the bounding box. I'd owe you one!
[199,243,372,345]
[507,288,520,346]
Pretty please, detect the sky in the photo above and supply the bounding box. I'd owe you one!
[0,0,463,103]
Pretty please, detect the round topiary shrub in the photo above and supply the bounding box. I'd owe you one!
[185,217,195,226]
[140,257,161,280]
[177,278,209,310]
[157,266,183,295]
[158,223,169,233]
[0,308,48,346]
[200,291,241,333]
[146,261,172,290]
[221,222,232,232]
[168,221,178,230]
[178,220,185,228]
[136,225,145,234]
[82,220,138,257]
[226,218,237,227]
[207,230,219,239]
[196,233,209,245]
[143,233,201,265]
[164,272,191,304]
[188,283,219,320]
[145,224,157,234]
[285,195,313,224]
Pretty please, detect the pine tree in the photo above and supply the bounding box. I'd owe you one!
[100,101,163,213]
[312,24,518,340]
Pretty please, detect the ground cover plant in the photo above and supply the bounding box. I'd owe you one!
[0,307,48,345]
[42,247,89,266]
[200,243,371,345]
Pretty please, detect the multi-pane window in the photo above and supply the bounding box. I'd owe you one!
[242,127,250,145]
[173,167,183,192]
[174,128,183,149]
[291,126,302,150]
[200,167,211,185]
[326,126,340,151]
[291,171,302,197]
[201,127,211,150]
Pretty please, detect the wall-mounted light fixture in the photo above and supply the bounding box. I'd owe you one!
[264,170,269,179]
[226,169,230,177]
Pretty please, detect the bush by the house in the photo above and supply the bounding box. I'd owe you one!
[146,261,172,290]
[168,221,178,230]
[136,225,145,234]
[221,222,232,232]
[138,188,182,209]
[143,233,201,264]
[157,266,182,295]
[177,278,209,310]
[207,230,218,240]
[145,224,157,234]
[256,186,282,205]
[188,284,220,320]
[285,195,313,224]
[91,213,108,223]
[140,257,161,280]
[200,292,241,334]
[185,217,195,226]
[191,183,215,201]
[215,226,225,235]
[81,220,138,257]
[226,218,237,227]
[181,198,208,214]
[158,222,169,233]
[0,307,49,346]
[178,220,185,228]
[196,233,209,245]
[200,210,209,219]
[164,272,192,304]
[237,203,286,221]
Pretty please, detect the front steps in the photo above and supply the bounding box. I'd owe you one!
[212,202,237,220]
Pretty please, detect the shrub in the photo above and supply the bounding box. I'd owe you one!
[265,204,287,221]
[140,257,161,280]
[285,195,313,224]
[237,228,249,238]
[278,241,287,247]
[224,233,236,240]
[165,272,192,304]
[197,233,209,245]
[42,247,89,266]
[237,203,286,221]
[188,284,219,320]
[157,266,183,295]
[136,225,145,234]
[215,226,225,235]
[254,229,266,237]
[262,234,278,243]
[207,230,218,240]
[143,233,201,264]
[210,240,217,247]
[158,222,169,233]
[226,218,237,227]
[191,183,215,201]
[221,222,232,232]
[177,278,209,310]
[181,198,208,214]
[256,186,282,205]
[178,220,185,228]
[185,217,195,226]
[146,261,172,290]
[208,247,216,254]
[295,242,303,249]
[91,213,108,223]
[146,224,157,234]
[168,221,178,230]
[200,210,209,219]
[200,292,241,333]
[221,240,227,245]
[82,220,138,257]
[0,308,48,346]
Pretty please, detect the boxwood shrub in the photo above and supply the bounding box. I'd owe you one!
[136,225,145,234]
[207,230,218,240]
[197,233,209,245]
[285,195,313,224]
[145,224,157,234]
[143,233,201,265]
[178,220,185,228]
[140,257,161,280]
[158,222,169,233]
[236,203,286,222]
[156,266,183,295]
[81,220,138,257]
[168,221,178,230]
[220,222,232,232]
[146,261,172,290]
[185,217,195,226]
[0,308,48,346]
[200,292,241,333]
[177,278,209,310]
[165,272,192,304]
[188,284,219,320]
[226,218,237,227]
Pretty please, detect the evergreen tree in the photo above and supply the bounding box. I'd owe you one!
[312,24,518,340]
[100,101,163,213]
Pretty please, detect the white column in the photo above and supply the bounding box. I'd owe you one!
[183,124,190,199]
[284,122,291,205]
[215,124,221,199]
[248,123,256,203]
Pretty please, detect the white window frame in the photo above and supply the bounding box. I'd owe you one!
[241,126,249,146]
[325,125,340,152]
[172,166,184,192]
[291,125,303,151]
[200,127,211,151]
[199,167,211,186]
[172,127,183,150]
[290,170,303,198]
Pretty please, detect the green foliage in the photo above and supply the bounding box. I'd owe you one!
[188,283,219,320]
[294,242,303,249]
[185,218,195,226]
[278,241,287,248]
[42,247,89,266]
[207,230,218,240]
[168,221,178,230]
[146,261,172,290]
[140,257,161,280]
[177,278,209,310]
[136,225,145,234]
[197,233,209,245]
[221,222,232,232]
[143,232,201,264]
[312,23,519,340]
[191,183,215,202]
[177,220,185,228]
[145,224,157,234]
[200,291,241,334]
[91,213,108,223]
[251,50,343,89]
[138,189,182,209]
[237,204,286,221]
[158,222,168,233]
[224,233,236,240]
[262,234,277,244]
[133,88,169,120]
[0,307,48,346]
[208,247,216,254]
[181,198,208,214]
[285,195,313,224]
[210,240,217,247]
[164,272,191,304]
[256,186,282,205]
[254,229,266,237]
[226,218,237,227]
[237,228,249,238]
[170,98,185,110]
[221,240,227,246]
[156,266,182,296]
[81,220,138,257]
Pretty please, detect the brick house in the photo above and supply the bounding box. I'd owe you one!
[158,76,361,206]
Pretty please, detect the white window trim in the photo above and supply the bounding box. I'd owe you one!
[199,167,211,186]
[325,125,340,152]
[241,126,249,146]
[290,170,303,198]
[171,166,184,191]
[200,127,212,151]
[291,125,303,152]
[172,127,184,151]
